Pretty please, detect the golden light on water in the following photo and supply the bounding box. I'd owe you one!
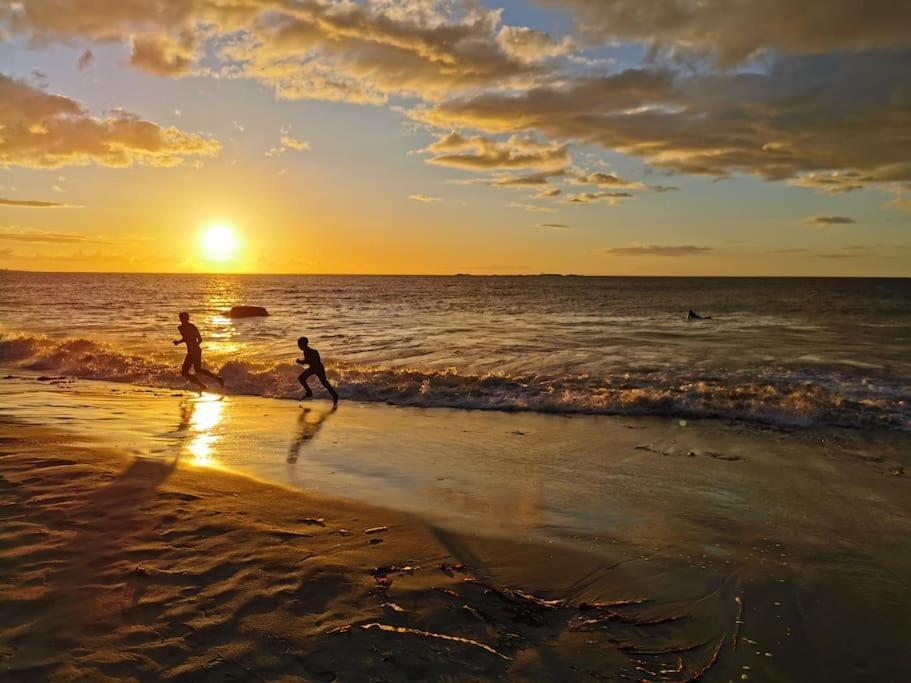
[183,395,225,467]
[200,223,240,262]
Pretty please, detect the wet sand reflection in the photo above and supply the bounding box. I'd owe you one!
[177,394,226,467]
[288,405,336,464]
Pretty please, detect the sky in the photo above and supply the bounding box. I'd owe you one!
[0,0,909,276]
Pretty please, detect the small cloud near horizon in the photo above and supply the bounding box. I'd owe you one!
[0,197,71,208]
[281,136,310,151]
[410,194,443,202]
[803,215,857,227]
[537,223,571,229]
[0,227,107,244]
[601,244,713,257]
[508,202,554,213]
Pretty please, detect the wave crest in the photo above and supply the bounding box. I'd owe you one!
[2,333,908,431]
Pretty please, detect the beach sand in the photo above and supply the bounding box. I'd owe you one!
[0,419,727,681]
[1,375,910,680]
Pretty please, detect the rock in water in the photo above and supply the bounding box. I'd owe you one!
[225,305,269,318]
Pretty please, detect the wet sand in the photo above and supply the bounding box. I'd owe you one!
[1,373,910,680]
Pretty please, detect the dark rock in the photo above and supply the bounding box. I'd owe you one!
[224,305,269,318]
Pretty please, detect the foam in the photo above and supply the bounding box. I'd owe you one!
[2,333,908,431]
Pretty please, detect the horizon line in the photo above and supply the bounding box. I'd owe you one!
[1,269,909,280]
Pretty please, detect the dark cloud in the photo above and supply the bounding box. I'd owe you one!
[415,52,911,193]
[569,171,644,190]
[539,0,911,66]
[77,48,94,70]
[566,191,633,205]
[0,197,67,208]
[803,215,857,227]
[130,32,195,75]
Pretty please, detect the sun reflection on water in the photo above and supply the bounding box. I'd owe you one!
[180,395,225,467]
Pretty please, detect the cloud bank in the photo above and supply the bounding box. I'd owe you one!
[0,74,219,169]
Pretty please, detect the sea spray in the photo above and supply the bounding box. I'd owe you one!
[2,333,908,431]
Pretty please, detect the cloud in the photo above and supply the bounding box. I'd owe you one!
[5,0,910,206]
[601,244,713,256]
[422,132,568,171]
[539,0,911,66]
[462,168,568,193]
[496,26,574,63]
[130,32,195,75]
[409,194,443,202]
[803,215,857,227]
[565,191,633,205]
[507,202,554,213]
[0,197,68,208]
[569,170,644,190]
[281,136,311,151]
[788,172,873,195]
[415,52,911,194]
[3,0,556,105]
[0,74,220,169]
[0,227,107,243]
[77,48,93,70]
[537,223,571,229]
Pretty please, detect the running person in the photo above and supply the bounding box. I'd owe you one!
[173,312,224,392]
[296,336,338,405]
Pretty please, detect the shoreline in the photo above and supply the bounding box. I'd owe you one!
[0,419,745,681]
[1,374,910,678]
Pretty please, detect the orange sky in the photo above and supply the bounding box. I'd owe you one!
[1,1,909,276]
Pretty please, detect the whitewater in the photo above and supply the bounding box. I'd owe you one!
[2,272,909,430]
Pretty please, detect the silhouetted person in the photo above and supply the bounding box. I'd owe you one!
[173,312,224,392]
[687,309,711,320]
[296,336,338,405]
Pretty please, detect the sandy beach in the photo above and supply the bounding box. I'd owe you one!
[2,373,910,680]
[0,418,731,681]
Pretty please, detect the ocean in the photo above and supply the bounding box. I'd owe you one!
[2,272,909,430]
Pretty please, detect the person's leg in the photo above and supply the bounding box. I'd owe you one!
[298,368,315,399]
[182,353,206,391]
[316,368,339,404]
[196,358,224,388]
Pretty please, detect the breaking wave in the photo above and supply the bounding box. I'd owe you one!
[2,333,909,431]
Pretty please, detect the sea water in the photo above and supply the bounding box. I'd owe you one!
[2,272,909,430]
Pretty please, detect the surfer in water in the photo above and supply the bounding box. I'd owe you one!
[296,336,339,405]
[173,312,224,392]
[687,309,711,320]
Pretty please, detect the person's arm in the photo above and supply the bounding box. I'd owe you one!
[173,328,186,345]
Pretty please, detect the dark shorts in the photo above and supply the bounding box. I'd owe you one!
[182,348,202,374]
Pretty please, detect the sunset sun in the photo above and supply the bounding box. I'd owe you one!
[200,224,240,262]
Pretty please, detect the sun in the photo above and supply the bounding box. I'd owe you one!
[200,223,240,262]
